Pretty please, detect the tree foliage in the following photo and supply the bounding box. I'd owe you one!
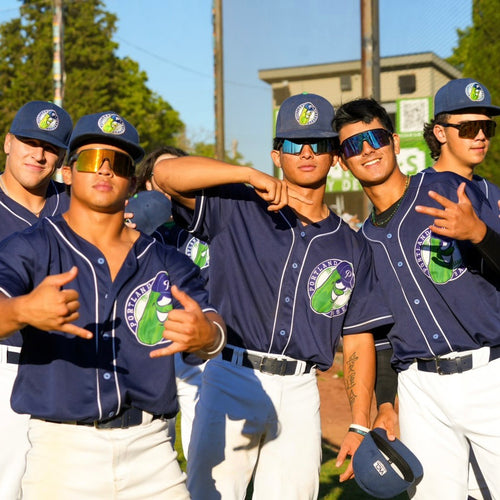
[447,0,500,185]
[0,0,184,165]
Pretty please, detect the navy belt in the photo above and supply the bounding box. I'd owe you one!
[43,407,173,429]
[222,346,313,376]
[417,346,500,375]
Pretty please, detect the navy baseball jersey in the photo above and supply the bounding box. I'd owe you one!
[173,183,393,371]
[0,180,69,348]
[153,222,210,283]
[0,215,216,421]
[426,166,500,211]
[363,171,500,371]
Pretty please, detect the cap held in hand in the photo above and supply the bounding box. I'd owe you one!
[352,427,423,499]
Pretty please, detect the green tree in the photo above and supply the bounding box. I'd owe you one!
[0,0,184,165]
[447,0,500,185]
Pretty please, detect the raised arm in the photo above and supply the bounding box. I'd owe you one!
[152,156,309,212]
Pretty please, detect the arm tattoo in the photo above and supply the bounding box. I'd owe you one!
[345,351,359,407]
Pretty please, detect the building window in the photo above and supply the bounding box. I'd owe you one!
[399,74,416,94]
[340,75,352,92]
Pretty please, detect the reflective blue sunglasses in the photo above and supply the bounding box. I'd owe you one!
[339,129,392,158]
[281,139,334,155]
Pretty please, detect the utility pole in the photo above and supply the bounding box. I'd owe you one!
[52,0,64,106]
[213,0,225,160]
[360,0,380,100]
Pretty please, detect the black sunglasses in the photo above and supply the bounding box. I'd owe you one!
[437,120,496,139]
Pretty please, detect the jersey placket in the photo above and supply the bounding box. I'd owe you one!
[270,225,311,354]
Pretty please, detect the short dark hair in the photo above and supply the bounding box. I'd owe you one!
[135,145,188,194]
[333,98,395,135]
[423,113,451,161]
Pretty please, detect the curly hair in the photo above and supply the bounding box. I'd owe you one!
[423,113,451,161]
[134,146,188,194]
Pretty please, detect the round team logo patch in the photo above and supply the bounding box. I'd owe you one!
[415,229,465,284]
[185,237,210,269]
[295,102,318,126]
[465,82,485,103]
[308,259,354,317]
[125,271,173,346]
[36,109,59,131]
[98,113,126,135]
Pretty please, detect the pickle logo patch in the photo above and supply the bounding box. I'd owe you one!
[308,260,354,317]
[125,271,173,345]
[185,237,210,269]
[415,229,466,284]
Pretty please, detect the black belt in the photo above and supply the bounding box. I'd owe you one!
[222,346,313,376]
[44,407,172,429]
[7,350,20,364]
[417,346,500,375]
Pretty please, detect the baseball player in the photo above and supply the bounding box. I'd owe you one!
[153,93,394,499]
[334,97,500,499]
[133,145,210,459]
[0,111,225,499]
[421,78,500,500]
[0,101,72,500]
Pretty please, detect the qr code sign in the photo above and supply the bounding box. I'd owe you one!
[399,99,430,133]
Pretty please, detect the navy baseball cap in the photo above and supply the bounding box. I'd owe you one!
[127,190,172,235]
[275,93,338,139]
[352,428,423,499]
[434,78,500,117]
[69,111,145,162]
[9,100,73,150]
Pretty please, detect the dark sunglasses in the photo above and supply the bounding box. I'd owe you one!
[281,139,334,155]
[69,149,135,178]
[437,120,496,139]
[339,129,392,158]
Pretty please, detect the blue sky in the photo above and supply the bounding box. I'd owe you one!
[0,1,472,173]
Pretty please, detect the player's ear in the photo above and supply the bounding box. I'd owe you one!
[61,164,73,186]
[337,153,349,172]
[433,124,447,145]
[4,133,12,155]
[392,133,400,155]
[270,149,282,169]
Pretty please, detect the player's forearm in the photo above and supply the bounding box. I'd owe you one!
[342,333,376,427]
[153,156,255,197]
[0,294,28,338]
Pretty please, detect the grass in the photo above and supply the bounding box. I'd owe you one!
[174,419,408,500]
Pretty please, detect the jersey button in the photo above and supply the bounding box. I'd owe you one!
[103,372,112,380]
[292,263,298,269]
[387,233,392,239]
[285,297,291,303]
[97,257,105,265]
[300,231,306,237]
[414,299,420,305]
[107,411,115,418]
[433,334,439,340]
[397,261,403,267]
[102,332,110,339]
[279,329,286,336]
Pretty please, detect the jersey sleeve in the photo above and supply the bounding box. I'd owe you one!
[172,184,255,242]
[342,236,394,335]
[0,231,37,298]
